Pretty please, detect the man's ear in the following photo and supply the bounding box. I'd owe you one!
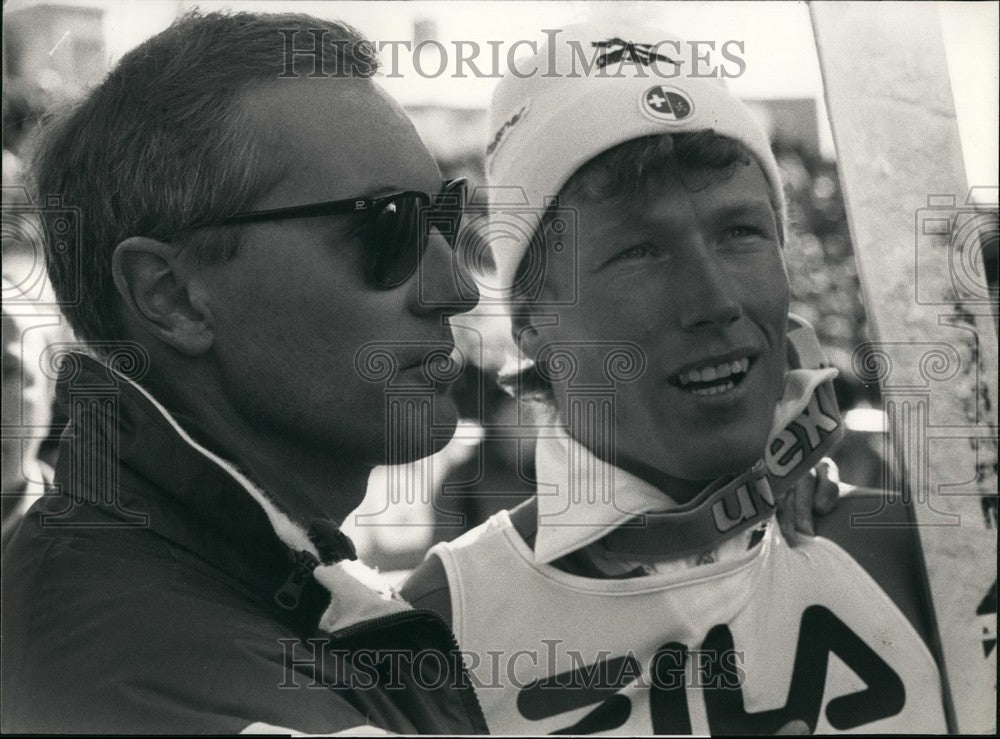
[111,237,214,356]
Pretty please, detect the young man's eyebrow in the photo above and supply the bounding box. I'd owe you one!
[708,201,775,221]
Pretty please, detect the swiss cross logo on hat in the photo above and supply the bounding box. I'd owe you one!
[641,85,694,123]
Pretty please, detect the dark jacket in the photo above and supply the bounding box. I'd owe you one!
[1,352,487,734]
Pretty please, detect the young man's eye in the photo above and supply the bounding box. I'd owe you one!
[719,224,775,253]
[728,225,766,239]
[612,242,661,263]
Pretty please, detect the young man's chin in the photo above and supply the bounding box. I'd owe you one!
[690,450,761,482]
[666,428,770,482]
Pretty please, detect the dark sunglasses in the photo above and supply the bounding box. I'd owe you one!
[221,178,467,289]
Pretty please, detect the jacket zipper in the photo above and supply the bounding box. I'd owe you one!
[274,550,321,610]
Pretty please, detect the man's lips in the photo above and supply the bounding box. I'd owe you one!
[355,339,462,387]
[399,344,464,381]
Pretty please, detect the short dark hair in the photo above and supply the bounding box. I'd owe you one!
[31,10,378,348]
[507,130,785,399]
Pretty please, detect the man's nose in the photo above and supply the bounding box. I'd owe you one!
[407,227,479,317]
[676,245,743,332]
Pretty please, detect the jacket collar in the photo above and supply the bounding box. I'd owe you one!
[532,366,840,564]
[54,351,406,631]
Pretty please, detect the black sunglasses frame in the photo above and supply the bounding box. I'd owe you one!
[221,178,467,289]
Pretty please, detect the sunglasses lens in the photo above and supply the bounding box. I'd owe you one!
[367,196,422,288]
[366,180,467,289]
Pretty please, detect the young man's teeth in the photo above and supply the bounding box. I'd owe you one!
[677,357,749,386]
[690,380,736,396]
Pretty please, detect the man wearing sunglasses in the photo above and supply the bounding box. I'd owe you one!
[1,11,486,735]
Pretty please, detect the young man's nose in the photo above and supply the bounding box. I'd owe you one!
[676,244,743,332]
[407,227,479,317]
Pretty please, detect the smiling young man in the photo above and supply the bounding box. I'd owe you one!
[1,11,487,734]
[402,23,947,734]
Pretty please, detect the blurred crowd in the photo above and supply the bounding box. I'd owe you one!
[5,69,986,571]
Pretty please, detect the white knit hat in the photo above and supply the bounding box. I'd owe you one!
[483,22,786,299]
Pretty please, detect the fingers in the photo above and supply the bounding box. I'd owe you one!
[776,491,799,548]
[793,475,816,537]
[812,458,840,516]
[776,719,811,734]
[776,458,843,548]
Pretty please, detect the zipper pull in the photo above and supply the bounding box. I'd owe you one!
[274,550,320,610]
